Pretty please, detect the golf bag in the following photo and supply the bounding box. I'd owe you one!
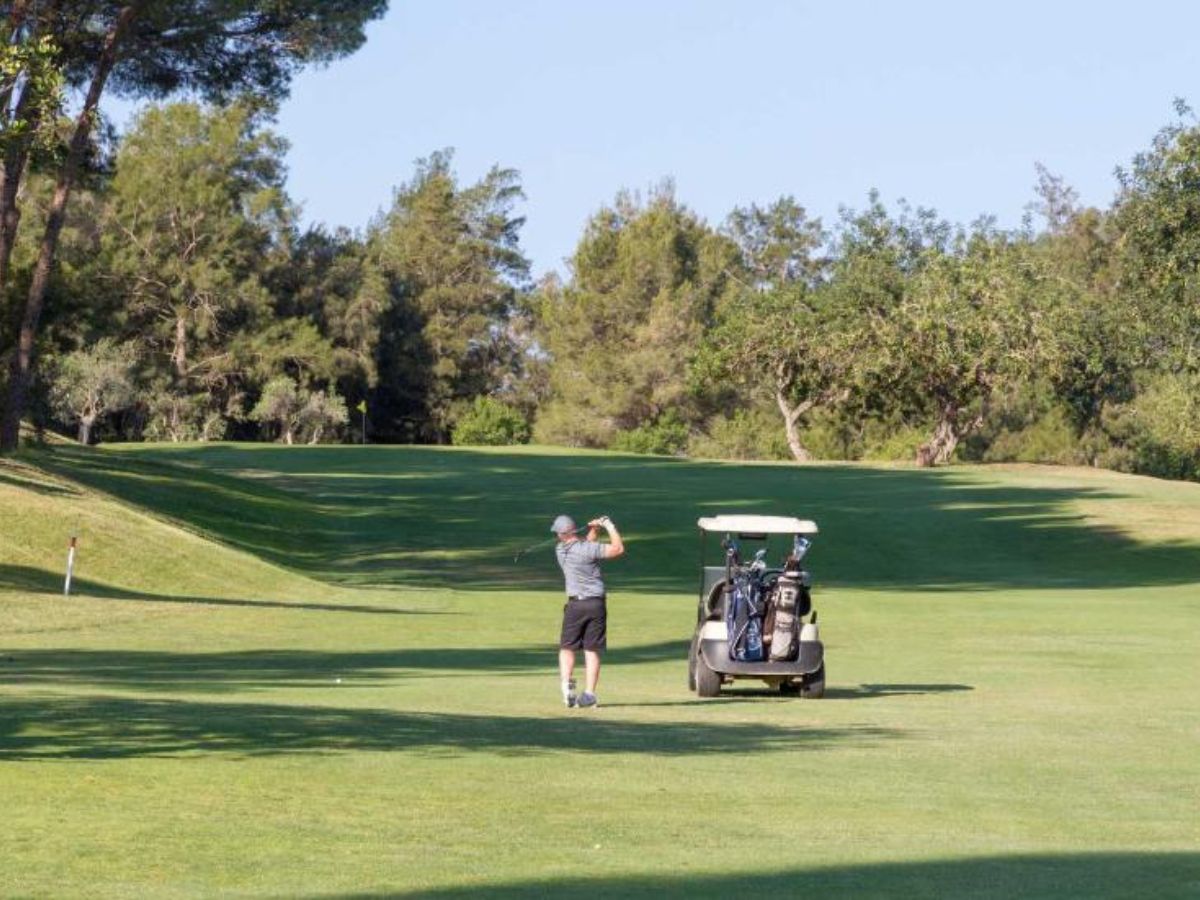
[726,570,765,661]
[768,571,802,661]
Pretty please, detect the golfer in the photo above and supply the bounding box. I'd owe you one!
[551,513,624,708]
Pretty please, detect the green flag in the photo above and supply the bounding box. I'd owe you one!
[356,400,367,415]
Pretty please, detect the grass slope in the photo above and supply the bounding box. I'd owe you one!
[2,444,1198,898]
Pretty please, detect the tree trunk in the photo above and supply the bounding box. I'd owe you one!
[916,404,984,467]
[915,415,957,467]
[171,313,188,379]
[167,399,181,442]
[283,426,294,446]
[200,413,219,442]
[78,415,93,446]
[0,5,135,452]
[0,1,32,116]
[2,0,30,43]
[1,0,53,295]
[775,388,814,462]
[0,78,38,293]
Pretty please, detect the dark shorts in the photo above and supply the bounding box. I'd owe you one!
[559,597,607,651]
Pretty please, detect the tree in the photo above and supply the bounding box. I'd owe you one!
[248,375,302,444]
[248,375,347,444]
[1112,103,1200,374]
[724,196,825,287]
[370,149,530,441]
[107,102,288,393]
[0,29,64,291]
[298,388,348,445]
[102,101,344,440]
[1,0,389,451]
[535,185,737,448]
[699,197,836,460]
[47,338,135,444]
[266,226,384,404]
[699,283,855,461]
[1024,170,1131,450]
[874,227,1057,466]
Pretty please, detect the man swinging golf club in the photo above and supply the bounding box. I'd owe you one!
[551,513,624,709]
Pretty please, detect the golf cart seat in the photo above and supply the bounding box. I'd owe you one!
[700,566,726,618]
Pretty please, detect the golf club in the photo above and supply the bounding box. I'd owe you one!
[512,519,603,563]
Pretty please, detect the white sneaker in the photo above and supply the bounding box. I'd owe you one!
[562,679,577,708]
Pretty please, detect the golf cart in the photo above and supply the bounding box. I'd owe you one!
[688,515,825,698]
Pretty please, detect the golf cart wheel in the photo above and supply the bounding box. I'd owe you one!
[687,636,698,692]
[695,652,722,698]
[800,664,826,699]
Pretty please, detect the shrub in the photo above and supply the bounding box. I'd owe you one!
[452,396,531,446]
[795,407,864,460]
[982,407,1083,465]
[610,412,689,456]
[1104,373,1200,481]
[688,408,790,460]
[861,422,928,462]
[531,399,610,448]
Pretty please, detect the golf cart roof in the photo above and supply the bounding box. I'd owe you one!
[697,515,818,535]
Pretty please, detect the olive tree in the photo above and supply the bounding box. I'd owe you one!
[298,389,348,445]
[873,227,1058,466]
[47,338,136,444]
[249,375,348,444]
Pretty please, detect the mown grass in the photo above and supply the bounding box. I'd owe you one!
[1,444,1198,898]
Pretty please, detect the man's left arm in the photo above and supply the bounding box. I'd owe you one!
[589,516,624,559]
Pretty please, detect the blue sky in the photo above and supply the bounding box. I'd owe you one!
[108,1,1200,277]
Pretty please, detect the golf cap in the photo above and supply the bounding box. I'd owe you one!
[550,514,576,535]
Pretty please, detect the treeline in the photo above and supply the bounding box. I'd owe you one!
[0,1,390,450]
[6,93,1200,478]
[5,100,532,446]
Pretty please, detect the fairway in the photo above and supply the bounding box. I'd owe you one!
[2,444,1198,898]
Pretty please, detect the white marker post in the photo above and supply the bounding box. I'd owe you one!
[64,534,77,596]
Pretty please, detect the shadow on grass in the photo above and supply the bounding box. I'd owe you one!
[824,683,975,699]
[314,852,1200,900]
[0,695,896,760]
[28,444,1200,594]
[0,642,686,692]
[609,683,975,706]
[0,465,81,496]
[0,564,442,617]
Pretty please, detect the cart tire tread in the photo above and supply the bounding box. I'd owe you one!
[695,651,722,697]
[800,663,826,699]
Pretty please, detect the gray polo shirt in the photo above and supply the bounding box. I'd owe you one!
[555,539,607,599]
